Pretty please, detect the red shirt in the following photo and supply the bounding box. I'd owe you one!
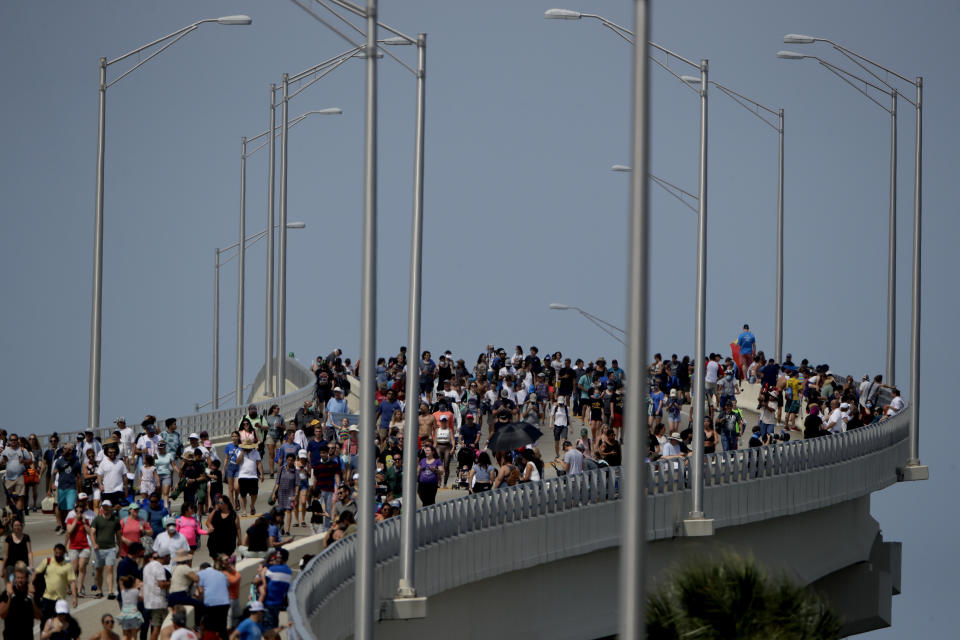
[66,511,92,550]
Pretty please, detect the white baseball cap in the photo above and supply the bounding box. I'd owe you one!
[189,433,200,440]
[101,500,113,507]
[249,601,266,612]
[333,386,344,393]
[55,600,70,614]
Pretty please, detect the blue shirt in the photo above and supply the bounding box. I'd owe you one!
[306,439,329,466]
[325,398,349,424]
[737,331,756,355]
[275,443,300,464]
[263,563,292,607]
[235,617,263,640]
[224,443,241,466]
[377,400,402,431]
[197,567,231,606]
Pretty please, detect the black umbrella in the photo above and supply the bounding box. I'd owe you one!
[487,422,543,451]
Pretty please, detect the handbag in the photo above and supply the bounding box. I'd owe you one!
[23,467,40,486]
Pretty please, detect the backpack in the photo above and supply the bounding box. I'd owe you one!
[504,464,521,486]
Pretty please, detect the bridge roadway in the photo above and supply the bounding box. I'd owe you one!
[28,359,908,638]
[288,383,911,639]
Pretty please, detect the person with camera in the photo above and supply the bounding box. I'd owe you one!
[715,401,744,452]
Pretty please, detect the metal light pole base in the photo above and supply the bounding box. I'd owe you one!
[380,596,427,620]
[898,464,929,482]
[680,517,715,537]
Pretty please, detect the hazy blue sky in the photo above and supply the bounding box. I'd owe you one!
[1,1,955,635]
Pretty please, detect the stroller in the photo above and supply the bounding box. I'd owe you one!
[456,445,477,490]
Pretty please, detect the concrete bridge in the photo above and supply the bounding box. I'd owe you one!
[76,360,917,638]
[279,378,914,639]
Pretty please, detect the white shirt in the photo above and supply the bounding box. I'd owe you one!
[826,408,845,434]
[152,531,189,559]
[97,457,127,493]
[136,434,159,458]
[119,427,136,455]
[524,461,541,482]
[81,439,104,462]
[515,387,529,405]
[886,396,905,416]
[237,449,261,479]
[442,389,461,403]
[553,405,570,427]
[705,361,720,384]
[142,560,169,609]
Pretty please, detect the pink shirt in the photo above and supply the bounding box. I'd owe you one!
[175,515,207,547]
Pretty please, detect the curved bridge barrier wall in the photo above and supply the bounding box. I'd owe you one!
[57,358,329,444]
[288,407,911,640]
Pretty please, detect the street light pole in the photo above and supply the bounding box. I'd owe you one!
[776,108,784,363]
[87,16,251,430]
[355,1,378,637]
[907,76,925,477]
[89,57,107,432]
[237,138,247,406]
[278,74,290,396]
[266,85,277,397]
[399,31,427,600]
[887,90,897,386]
[620,1,650,636]
[687,59,712,532]
[213,248,221,409]
[780,35,926,477]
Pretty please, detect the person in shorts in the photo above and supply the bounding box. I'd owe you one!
[551,397,570,457]
[223,431,242,509]
[90,500,121,599]
[236,442,262,517]
[54,444,82,534]
[65,492,94,596]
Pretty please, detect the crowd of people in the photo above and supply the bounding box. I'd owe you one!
[0,331,905,640]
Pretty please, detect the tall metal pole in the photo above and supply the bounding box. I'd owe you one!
[775,109,784,364]
[237,139,247,406]
[886,92,897,386]
[265,85,277,396]
[277,74,290,397]
[355,1,377,637]
[688,59,709,522]
[88,57,107,431]
[398,32,427,599]
[906,77,925,474]
[619,0,650,636]
[213,249,220,410]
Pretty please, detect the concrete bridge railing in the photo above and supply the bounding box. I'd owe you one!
[56,357,323,445]
[288,407,911,640]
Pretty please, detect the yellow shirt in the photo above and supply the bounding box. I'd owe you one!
[36,558,76,600]
[786,378,802,402]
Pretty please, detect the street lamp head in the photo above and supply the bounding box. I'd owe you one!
[286,222,306,229]
[549,303,570,310]
[216,15,252,25]
[783,33,816,44]
[313,108,343,115]
[776,50,809,60]
[544,8,582,20]
[679,75,700,85]
[379,36,412,45]
[610,164,632,172]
